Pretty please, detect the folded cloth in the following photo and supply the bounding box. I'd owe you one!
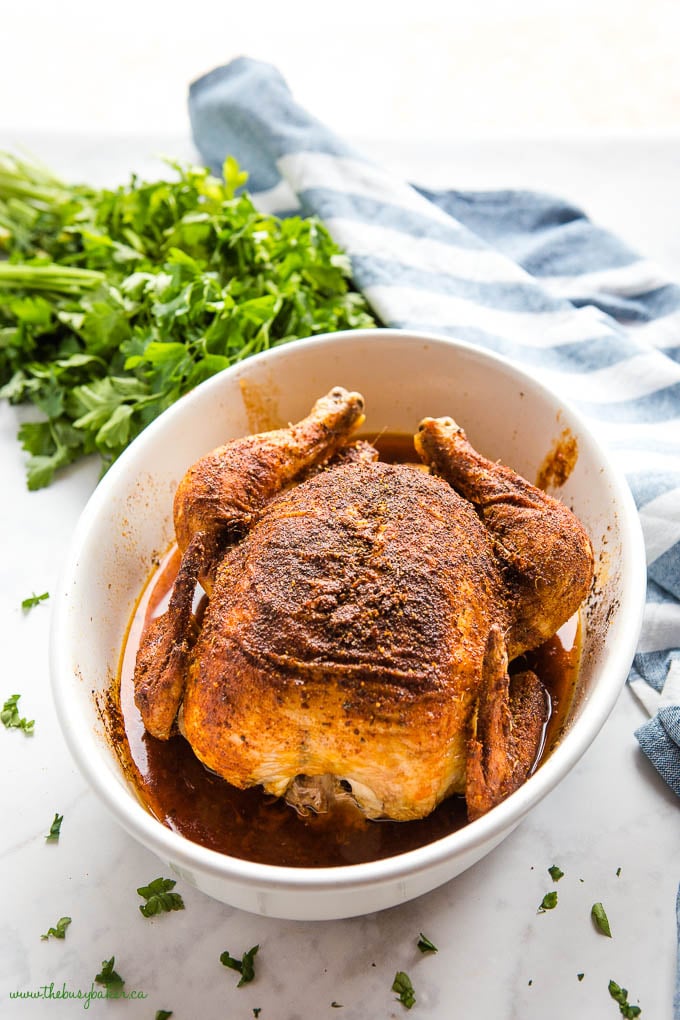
[189,57,680,791]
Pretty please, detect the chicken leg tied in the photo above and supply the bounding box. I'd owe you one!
[414,417,594,658]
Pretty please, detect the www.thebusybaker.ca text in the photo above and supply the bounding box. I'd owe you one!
[9,982,148,1009]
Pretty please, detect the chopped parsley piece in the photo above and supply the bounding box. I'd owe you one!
[578,973,585,981]
[94,956,125,995]
[528,979,533,986]
[548,865,564,882]
[45,812,63,842]
[1,694,34,733]
[592,902,613,937]
[40,916,71,940]
[392,971,416,1010]
[21,591,49,611]
[137,877,185,917]
[537,891,558,913]
[416,932,438,953]
[253,1010,262,1018]
[155,1012,173,1020]
[220,944,259,987]
[608,980,642,1017]
[616,867,622,877]
[331,1003,344,1009]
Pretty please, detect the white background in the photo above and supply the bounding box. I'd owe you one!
[3,0,680,139]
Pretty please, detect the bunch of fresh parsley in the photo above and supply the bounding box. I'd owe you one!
[0,152,376,489]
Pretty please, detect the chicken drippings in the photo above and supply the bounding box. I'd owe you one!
[113,434,581,868]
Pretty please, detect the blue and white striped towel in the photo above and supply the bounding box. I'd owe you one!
[188,58,680,795]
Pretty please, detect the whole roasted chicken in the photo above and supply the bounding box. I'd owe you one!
[134,387,593,822]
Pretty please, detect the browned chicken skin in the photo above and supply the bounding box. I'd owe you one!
[134,388,594,822]
[135,387,365,740]
[415,417,594,659]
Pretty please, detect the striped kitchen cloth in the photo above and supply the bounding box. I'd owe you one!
[188,57,680,795]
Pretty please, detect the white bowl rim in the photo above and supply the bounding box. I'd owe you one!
[50,327,648,897]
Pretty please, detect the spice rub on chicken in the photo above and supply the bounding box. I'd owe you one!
[133,387,594,822]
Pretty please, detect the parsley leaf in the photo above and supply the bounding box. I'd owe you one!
[608,980,642,1017]
[21,591,49,611]
[548,864,564,882]
[136,876,185,917]
[578,973,585,981]
[45,812,63,842]
[416,932,438,953]
[537,891,558,913]
[392,971,416,1010]
[0,153,376,489]
[592,902,613,937]
[40,916,71,940]
[94,956,125,995]
[1,693,34,733]
[220,944,259,987]
[155,1012,173,1020]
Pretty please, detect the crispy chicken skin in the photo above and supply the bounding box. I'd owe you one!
[134,389,594,822]
[182,461,502,820]
[135,387,365,739]
[414,417,594,659]
[173,387,366,588]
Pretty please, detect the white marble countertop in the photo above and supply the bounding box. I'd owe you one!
[1,134,679,1020]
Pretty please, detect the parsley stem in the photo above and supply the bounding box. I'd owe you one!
[0,263,105,294]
